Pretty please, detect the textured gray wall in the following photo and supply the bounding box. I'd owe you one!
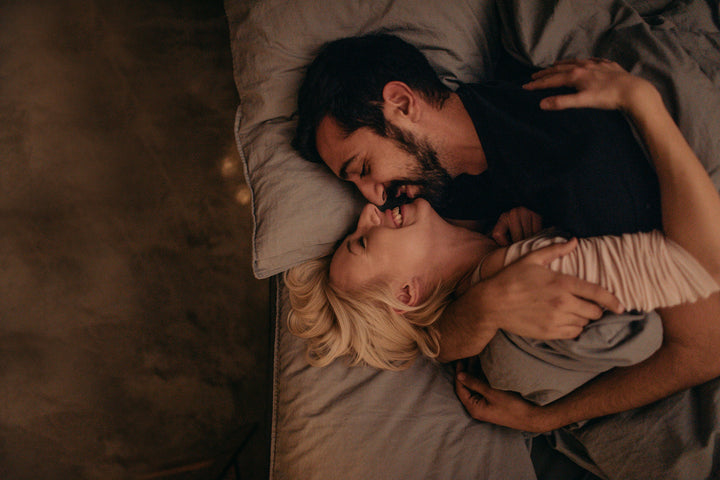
[0,1,268,478]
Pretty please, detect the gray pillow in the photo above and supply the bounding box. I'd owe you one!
[225,0,500,278]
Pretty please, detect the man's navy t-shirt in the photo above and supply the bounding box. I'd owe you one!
[441,81,662,237]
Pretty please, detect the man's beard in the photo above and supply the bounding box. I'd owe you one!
[382,122,453,211]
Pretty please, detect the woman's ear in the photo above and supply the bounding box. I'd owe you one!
[382,81,419,123]
[396,278,422,307]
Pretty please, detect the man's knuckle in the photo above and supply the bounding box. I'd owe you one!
[550,296,565,309]
[569,69,583,81]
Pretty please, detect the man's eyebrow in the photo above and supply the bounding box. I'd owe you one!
[338,155,356,180]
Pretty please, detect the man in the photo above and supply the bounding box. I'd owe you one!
[292,33,720,431]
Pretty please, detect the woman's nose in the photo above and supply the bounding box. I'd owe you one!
[357,203,381,229]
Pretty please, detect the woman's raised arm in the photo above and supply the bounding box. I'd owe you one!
[524,59,720,281]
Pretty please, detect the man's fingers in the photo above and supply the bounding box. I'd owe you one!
[564,294,605,320]
[560,325,586,339]
[570,277,624,314]
[456,371,492,398]
[520,237,577,266]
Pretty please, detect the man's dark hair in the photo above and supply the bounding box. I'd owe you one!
[293,33,451,164]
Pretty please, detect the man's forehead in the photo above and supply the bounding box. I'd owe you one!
[316,117,345,171]
[317,116,363,178]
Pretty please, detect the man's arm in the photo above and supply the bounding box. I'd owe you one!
[456,292,720,432]
[437,239,622,362]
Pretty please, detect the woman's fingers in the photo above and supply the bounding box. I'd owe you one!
[492,207,543,244]
[525,58,631,111]
[531,210,543,233]
[535,58,619,76]
[530,63,578,80]
[539,91,595,110]
[530,58,605,80]
[520,237,578,267]
[524,70,578,90]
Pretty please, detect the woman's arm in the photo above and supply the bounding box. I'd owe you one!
[526,59,720,281]
[456,59,720,430]
[436,239,618,362]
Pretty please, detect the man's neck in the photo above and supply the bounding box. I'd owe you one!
[430,92,487,177]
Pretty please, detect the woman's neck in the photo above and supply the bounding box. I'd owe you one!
[435,231,504,295]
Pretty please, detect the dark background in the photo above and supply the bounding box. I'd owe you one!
[0,1,270,478]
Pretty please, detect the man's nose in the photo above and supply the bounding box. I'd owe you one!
[358,181,386,207]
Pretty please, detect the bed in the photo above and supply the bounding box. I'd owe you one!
[224,0,720,478]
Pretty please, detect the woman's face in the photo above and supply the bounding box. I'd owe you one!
[329,199,449,304]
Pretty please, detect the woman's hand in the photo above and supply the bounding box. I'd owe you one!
[491,207,543,246]
[522,58,660,113]
[454,362,557,433]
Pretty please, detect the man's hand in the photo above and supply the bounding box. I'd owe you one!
[491,207,542,246]
[522,58,660,113]
[436,240,623,362]
[479,239,623,340]
[454,362,550,432]
[456,293,720,431]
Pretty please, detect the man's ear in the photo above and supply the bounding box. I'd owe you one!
[396,278,422,307]
[382,81,420,123]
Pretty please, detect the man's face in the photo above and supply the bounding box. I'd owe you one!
[315,115,452,210]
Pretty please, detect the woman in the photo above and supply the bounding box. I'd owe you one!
[286,60,720,410]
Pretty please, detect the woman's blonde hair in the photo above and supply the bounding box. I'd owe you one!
[284,256,455,371]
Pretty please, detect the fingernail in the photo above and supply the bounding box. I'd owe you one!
[457,373,467,381]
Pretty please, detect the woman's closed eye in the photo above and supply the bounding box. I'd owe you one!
[359,236,366,249]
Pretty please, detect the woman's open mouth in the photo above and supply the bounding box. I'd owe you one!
[391,206,404,227]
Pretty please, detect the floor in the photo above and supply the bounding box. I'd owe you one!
[0,1,270,478]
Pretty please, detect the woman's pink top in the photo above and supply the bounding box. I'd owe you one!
[500,231,719,311]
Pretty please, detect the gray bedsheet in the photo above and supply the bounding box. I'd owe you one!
[271,277,536,480]
[481,311,663,405]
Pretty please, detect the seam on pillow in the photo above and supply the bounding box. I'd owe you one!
[269,275,282,480]
[234,105,263,278]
